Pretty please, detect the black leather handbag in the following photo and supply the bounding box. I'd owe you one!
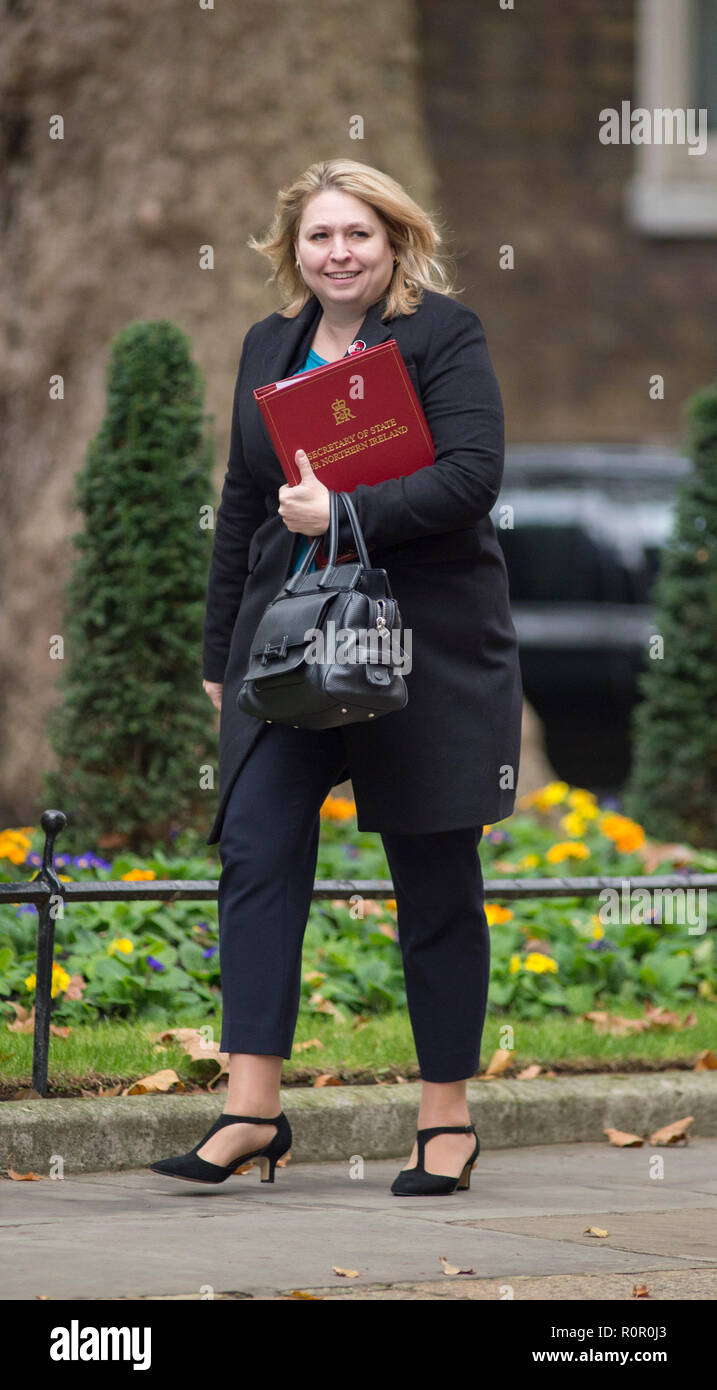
[237,491,408,729]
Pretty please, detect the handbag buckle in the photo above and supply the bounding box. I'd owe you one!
[261,635,289,665]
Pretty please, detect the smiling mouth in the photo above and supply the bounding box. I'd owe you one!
[325,271,361,279]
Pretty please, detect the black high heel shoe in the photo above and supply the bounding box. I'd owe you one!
[149,1111,292,1185]
[390,1122,480,1196]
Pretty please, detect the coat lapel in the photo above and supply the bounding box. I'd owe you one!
[260,289,396,385]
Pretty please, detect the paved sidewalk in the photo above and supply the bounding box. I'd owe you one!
[3,1139,716,1300]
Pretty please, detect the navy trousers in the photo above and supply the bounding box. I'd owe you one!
[217,721,491,1083]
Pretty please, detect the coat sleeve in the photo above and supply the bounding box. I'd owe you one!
[333,302,504,557]
[202,327,268,682]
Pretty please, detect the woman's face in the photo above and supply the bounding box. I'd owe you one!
[294,188,395,314]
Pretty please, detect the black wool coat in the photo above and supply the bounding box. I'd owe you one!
[202,287,524,845]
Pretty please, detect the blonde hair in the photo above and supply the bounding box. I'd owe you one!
[247,158,461,319]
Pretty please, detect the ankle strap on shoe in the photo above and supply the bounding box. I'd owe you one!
[219,1112,282,1124]
[416,1123,475,1139]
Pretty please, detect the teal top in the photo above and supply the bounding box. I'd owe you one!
[288,347,328,575]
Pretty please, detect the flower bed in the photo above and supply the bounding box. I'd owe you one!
[1,782,715,1027]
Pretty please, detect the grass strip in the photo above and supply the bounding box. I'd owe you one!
[1,1000,714,1099]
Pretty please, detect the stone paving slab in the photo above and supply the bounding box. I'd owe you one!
[2,1139,715,1301]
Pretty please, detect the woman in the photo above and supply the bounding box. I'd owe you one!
[150,159,523,1196]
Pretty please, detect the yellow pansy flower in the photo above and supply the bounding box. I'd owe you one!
[108,937,134,955]
[567,787,597,805]
[484,903,513,925]
[24,962,71,997]
[599,813,645,852]
[509,954,522,974]
[519,853,540,869]
[121,868,156,880]
[524,952,559,974]
[522,781,570,812]
[0,835,31,865]
[320,796,356,821]
[566,790,599,819]
[546,841,591,863]
[560,811,588,838]
[592,923,605,939]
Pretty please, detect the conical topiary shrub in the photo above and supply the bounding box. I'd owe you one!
[43,319,218,854]
[621,379,717,846]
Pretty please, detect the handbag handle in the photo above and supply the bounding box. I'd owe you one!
[286,490,371,587]
[326,491,371,569]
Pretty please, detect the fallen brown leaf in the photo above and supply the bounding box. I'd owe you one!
[604,1127,645,1147]
[145,1028,230,1090]
[314,1074,343,1087]
[582,1011,650,1036]
[308,992,345,1021]
[632,1284,650,1298]
[293,1038,324,1052]
[584,1227,609,1238]
[287,1290,323,1299]
[479,1048,512,1080]
[642,1003,686,1028]
[7,1167,45,1181]
[7,1007,36,1034]
[7,1002,30,1022]
[5,1087,43,1101]
[637,841,694,872]
[439,1255,475,1275]
[123,1069,185,1096]
[63,974,86,1001]
[648,1116,693,1145]
[516,1064,542,1080]
[332,1267,359,1277]
[6,1005,71,1038]
[695,1049,717,1070]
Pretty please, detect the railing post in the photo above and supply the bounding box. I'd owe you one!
[30,810,67,1097]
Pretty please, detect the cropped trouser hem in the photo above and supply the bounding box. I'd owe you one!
[415,1053,483,1085]
[219,1031,293,1059]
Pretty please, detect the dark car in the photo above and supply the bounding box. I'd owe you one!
[490,445,692,795]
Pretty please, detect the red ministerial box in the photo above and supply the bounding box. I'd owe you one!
[254,339,434,567]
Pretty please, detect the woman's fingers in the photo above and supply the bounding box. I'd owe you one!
[202,679,223,712]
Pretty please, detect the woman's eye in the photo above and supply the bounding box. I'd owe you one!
[310,231,368,239]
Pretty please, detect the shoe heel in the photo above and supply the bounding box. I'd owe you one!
[256,1153,276,1183]
[457,1160,472,1190]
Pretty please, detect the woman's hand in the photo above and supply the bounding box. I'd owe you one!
[278,449,330,535]
[203,680,222,712]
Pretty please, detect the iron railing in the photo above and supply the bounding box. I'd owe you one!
[1,809,715,1097]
